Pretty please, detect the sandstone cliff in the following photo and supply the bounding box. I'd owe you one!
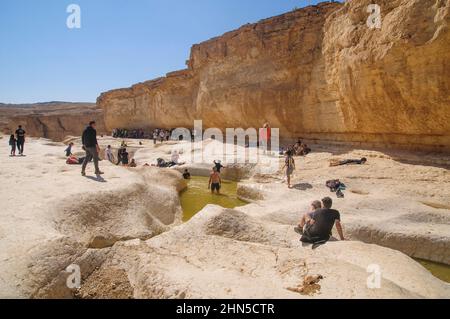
[98,0,450,152]
[0,102,106,141]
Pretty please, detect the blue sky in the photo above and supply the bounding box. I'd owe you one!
[0,0,327,103]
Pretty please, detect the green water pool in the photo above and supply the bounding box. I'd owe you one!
[416,259,450,283]
[180,176,247,222]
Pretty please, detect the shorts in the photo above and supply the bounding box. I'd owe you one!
[286,167,294,177]
[211,183,221,191]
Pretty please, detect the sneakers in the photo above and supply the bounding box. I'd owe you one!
[294,226,304,236]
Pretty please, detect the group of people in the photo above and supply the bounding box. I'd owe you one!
[11,120,348,250]
[79,122,140,175]
[8,125,26,156]
[294,197,345,245]
[112,128,145,139]
[152,128,174,144]
[280,139,311,157]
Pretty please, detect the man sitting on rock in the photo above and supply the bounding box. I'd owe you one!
[294,200,322,235]
[297,197,345,244]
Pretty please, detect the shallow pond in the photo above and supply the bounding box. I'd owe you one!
[416,259,450,283]
[180,176,247,222]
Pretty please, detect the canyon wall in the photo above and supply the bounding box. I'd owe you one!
[0,102,106,141]
[98,0,450,152]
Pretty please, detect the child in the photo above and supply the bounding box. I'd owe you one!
[208,167,222,194]
[65,142,74,157]
[282,149,296,188]
[9,135,16,156]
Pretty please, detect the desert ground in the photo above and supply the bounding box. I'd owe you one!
[0,134,449,299]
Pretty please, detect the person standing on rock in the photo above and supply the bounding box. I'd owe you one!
[81,121,104,176]
[259,122,271,154]
[65,142,74,157]
[9,134,17,156]
[15,125,26,156]
[282,149,295,188]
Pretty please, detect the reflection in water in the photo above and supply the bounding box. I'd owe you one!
[416,259,450,283]
[180,176,247,222]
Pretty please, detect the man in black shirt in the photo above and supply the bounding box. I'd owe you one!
[302,197,345,243]
[81,121,104,176]
[15,125,26,155]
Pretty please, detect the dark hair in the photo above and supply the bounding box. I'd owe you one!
[18,125,22,128]
[361,157,367,163]
[89,121,96,126]
[322,197,333,209]
[311,200,322,210]
[10,134,15,139]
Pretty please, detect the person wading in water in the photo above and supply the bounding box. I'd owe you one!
[81,121,104,177]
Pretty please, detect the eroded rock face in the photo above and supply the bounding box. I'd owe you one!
[0,102,106,141]
[98,0,450,152]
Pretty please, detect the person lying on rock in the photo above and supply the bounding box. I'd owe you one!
[298,197,345,244]
[209,167,222,195]
[330,157,367,167]
[294,200,322,235]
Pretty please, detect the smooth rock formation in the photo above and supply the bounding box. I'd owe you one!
[0,137,183,298]
[0,136,448,298]
[98,0,450,152]
[77,206,450,299]
[0,102,106,141]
